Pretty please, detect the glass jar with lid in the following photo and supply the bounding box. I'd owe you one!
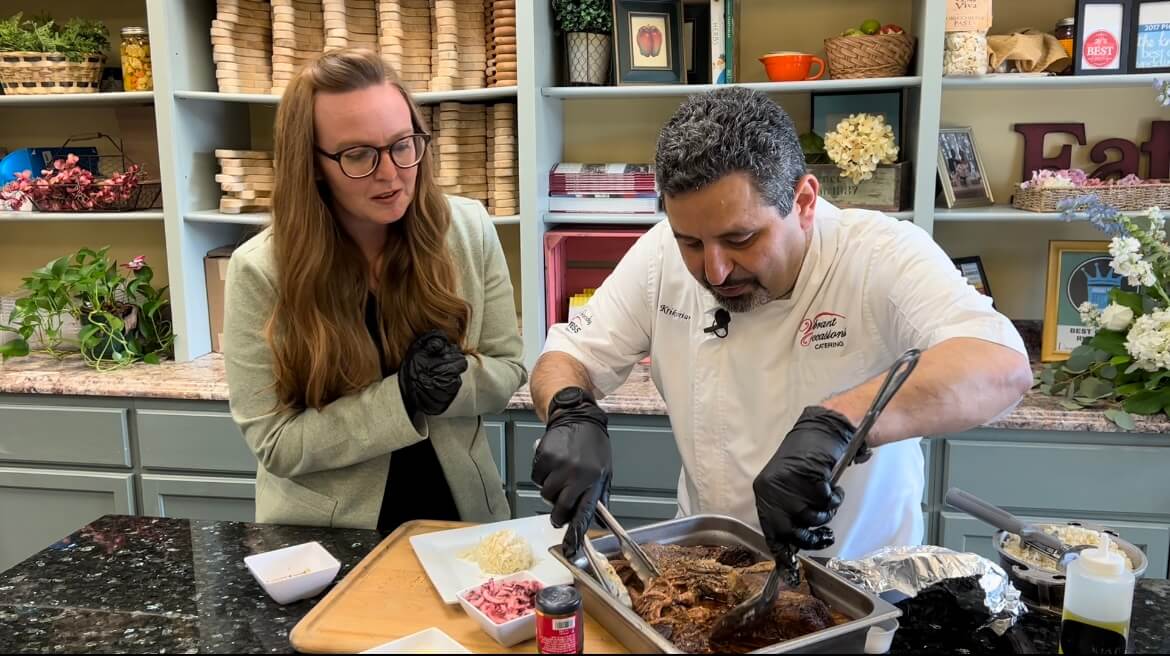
[120,27,153,91]
[1056,17,1076,58]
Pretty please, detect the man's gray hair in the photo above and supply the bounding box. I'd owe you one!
[655,87,806,215]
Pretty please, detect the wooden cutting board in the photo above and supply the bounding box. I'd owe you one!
[289,520,629,653]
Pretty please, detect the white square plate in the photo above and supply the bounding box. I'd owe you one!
[409,514,573,604]
[359,627,471,653]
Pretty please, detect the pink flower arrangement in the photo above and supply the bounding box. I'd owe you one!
[0,154,141,212]
[123,255,146,271]
[1021,168,1155,190]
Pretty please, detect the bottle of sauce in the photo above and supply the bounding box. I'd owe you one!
[536,584,584,654]
[1056,17,1076,74]
[1059,533,1134,654]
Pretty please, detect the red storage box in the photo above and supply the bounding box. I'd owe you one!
[543,226,648,331]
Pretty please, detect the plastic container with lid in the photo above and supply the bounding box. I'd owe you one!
[1059,533,1135,654]
[943,31,989,76]
[120,27,153,91]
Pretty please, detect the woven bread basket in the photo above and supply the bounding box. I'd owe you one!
[0,51,105,95]
[823,33,914,79]
[1013,183,1170,212]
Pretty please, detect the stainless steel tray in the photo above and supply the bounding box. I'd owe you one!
[549,514,902,654]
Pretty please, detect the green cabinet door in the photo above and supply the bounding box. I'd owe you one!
[0,467,134,572]
[140,474,256,523]
[136,409,255,474]
[0,403,131,467]
[939,512,1170,579]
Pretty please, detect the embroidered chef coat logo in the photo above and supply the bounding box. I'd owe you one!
[658,304,691,321]
[567,308,593,334]
[800,311,847,350]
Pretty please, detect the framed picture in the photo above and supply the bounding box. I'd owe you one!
[1042,240,1140,361]
[937,127,995,208]
[953,256,994,301]
[683,2,710,85]
[811,90,904,149]
[1129,0,1170,72]
[613,0,685,85]
[1074,0,1133,75]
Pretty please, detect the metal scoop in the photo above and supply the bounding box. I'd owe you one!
[709,348,921,644]
[945,487,1092,570]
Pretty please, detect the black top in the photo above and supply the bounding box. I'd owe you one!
[366,292,461,534]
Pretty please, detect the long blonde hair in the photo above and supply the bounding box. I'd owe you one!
[268,48,471,411]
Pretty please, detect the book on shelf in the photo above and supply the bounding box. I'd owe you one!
[549,162,657,195]
[548,195,660,213]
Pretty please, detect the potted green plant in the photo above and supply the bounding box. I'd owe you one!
[0,12,110,95]
[0,247,175,371]
[552,0,612,86]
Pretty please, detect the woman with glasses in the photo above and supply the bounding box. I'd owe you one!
[222,48,525,532]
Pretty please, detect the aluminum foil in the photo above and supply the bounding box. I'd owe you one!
[827,545,1025,635]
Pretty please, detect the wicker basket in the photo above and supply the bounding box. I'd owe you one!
[823,34,914,79]
[1012,183,1170,212]
[0,51,105,95]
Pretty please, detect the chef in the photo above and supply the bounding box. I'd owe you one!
[529,87,1033,563]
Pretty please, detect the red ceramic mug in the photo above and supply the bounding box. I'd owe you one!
[759,52,826,82]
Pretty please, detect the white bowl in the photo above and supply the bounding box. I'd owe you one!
[359,627,471,653]
[244,541,341,605]
[456,572,546,647]
[865,618,899,654]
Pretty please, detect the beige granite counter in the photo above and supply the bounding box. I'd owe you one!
[2,353,1169,435]
[0,352,229,401]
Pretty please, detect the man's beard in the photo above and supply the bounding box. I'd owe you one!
[704,280,772,313]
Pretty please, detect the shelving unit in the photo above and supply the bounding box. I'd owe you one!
[0,210,164,222]
[174,85,518,106]
[543,76,923,98]
[941,72,1168,89]
[5,0,1162,367]
[0,91,155,107]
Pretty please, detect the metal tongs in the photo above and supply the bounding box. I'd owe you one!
[709,348,921,643]
[575,501,662,609]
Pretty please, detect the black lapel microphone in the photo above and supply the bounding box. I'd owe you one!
[703,309,731,338]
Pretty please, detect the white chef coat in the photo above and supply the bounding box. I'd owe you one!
[542,200,1027,559]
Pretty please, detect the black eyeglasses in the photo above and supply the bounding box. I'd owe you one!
[315,133,431,179]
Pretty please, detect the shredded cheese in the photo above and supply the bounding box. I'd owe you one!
[460,529,535,575]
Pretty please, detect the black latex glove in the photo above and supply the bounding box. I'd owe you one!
[530,392,612,559]
[397,329,468,418]
[753,406,869,559]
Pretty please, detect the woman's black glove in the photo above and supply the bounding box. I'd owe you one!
[397,329,468,418]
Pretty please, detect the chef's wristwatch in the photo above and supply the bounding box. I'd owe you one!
[547,386,596,422]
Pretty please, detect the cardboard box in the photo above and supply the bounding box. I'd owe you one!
[204,245,237,353]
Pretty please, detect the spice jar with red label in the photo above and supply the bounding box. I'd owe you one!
[536,584,584,654]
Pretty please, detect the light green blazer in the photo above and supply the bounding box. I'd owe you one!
[223,195,525,529]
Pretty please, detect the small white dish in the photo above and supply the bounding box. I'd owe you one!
[359,627,472,653]
[244,541,341,605]
[456,572,546,647]
[409,514,572,604]
[865,618,899,654]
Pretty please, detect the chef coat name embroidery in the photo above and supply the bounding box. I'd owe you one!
[566,308,593,334]
[800,311,848,350]
[658,304,692,321]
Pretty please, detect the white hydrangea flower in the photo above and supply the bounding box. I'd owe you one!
[1110,236,1158,287]
[1125,309,1170,371]
[1100,303,1135,331]
[1147,207,1166,242]
[823,113,899,185]
[1079,301,1102,330]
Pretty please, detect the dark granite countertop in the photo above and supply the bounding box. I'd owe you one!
[1,515,1168,654]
